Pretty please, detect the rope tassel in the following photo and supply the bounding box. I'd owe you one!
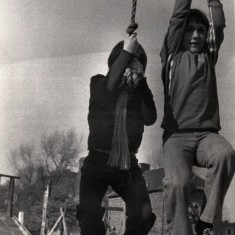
[108,91,130,170]
[109,0,139,170]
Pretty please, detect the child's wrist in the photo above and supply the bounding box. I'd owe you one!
[122,49,136,57]
[207,0,222,7]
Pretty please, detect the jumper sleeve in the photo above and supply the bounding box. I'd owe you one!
[138,79,157,126]
[207,0,225,65]
[160,0,192,62]
[88,75,107,121]
[160,0,191,100]
[107,50,133,92]
[89,75,106,105]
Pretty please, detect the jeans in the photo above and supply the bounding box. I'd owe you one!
[77,150,156,235]
[162,132,235,235]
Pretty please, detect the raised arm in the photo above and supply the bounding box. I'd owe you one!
[107,34,139,92]
[160,0,192,99]
[207,0,226,64]
[161,0,192,60]
[106,50,133,92]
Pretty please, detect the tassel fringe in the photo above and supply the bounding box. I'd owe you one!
[108,91,130,170]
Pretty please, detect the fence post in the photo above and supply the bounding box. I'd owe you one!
[40,180,51,235]
[18,211,25,225]
[0,174,20,217]
[7,178,15,217]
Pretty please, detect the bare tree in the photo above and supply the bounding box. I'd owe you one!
[8,143,39,188]
[8,129,84,186]
[40,129,83,179]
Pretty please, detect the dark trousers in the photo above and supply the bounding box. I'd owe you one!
[77,150,156,235]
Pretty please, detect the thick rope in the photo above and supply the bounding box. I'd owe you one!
[109,0,138,170]
[131,0,137,24]
[126,0,138,35]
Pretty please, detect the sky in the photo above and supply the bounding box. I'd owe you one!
[0,0,234,220]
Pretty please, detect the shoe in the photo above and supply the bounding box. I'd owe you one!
[202,228,213,235]
[195,220,213,235]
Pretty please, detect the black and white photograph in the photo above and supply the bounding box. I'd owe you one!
[0,0,234,234]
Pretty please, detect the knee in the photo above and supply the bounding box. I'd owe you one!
[125,201,156,230]
[166,178,193,194]
[212,147,235,168]
[141,202,153,219]
[142,213,156,234]
[125,213,156,235]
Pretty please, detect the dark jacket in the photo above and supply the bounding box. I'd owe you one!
[88,50,157,153]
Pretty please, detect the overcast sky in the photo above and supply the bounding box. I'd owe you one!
[0,0,234,220]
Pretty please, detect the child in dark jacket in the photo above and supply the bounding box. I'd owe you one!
[77,34,157,235]
[160,0,235,235]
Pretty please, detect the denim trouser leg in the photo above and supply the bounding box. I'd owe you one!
[162,133,195,235]
[162,132,235,235]
[196,133,235,224]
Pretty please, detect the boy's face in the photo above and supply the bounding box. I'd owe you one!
[182,18,207,53]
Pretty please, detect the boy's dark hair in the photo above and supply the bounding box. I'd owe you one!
[187,9,209,31]
[108,41,147,72]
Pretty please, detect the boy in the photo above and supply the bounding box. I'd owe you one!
[160,0,235,235]
[77,34,157,235]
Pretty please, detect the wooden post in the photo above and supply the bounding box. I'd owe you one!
[60,207,68,235]
[122,203,126,234]
[18,211,24,225]
[40,180,51,235]
[7,178,15,217]
[48,214,63,235]
[48,201,68,235]
[0,174,20,217]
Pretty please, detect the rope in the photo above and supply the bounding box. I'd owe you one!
[126,0,138,35]
[131,0,137,24]
[108,91,130,170]
[108,0,139,170]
